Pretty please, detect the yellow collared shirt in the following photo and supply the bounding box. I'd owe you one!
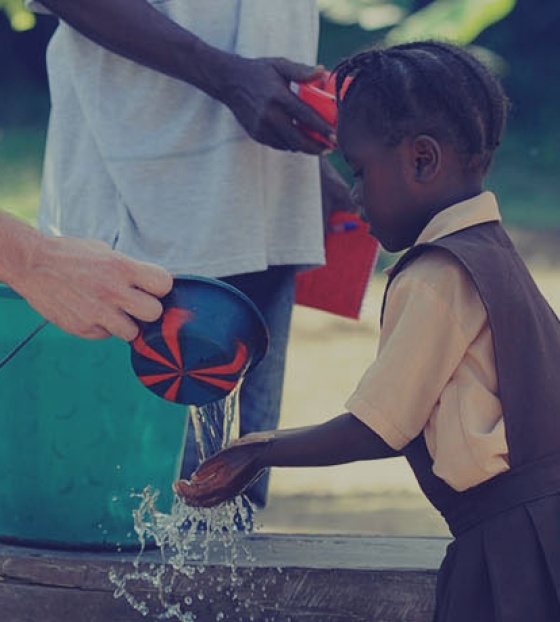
[346,191,509,492]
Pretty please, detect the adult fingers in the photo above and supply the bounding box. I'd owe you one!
[282,94,337,147]
[125,259,173,298]
[119,287,165,323]
[272,58,325,85]
[96,309,140,342]
[280,118,335,154]
[272,60,336,142]
[261,104,334,155]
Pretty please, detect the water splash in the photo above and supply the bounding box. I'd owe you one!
[109,386,279,620]
[188,386,240,464]
[109,487,261,621]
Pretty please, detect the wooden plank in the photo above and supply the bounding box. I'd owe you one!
[0,535,449,621]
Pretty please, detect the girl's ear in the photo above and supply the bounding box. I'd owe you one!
[412,134,441,182]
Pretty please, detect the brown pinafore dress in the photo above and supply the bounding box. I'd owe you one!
[383,222,560,622]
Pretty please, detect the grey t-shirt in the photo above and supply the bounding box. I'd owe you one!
[30,0,325,277]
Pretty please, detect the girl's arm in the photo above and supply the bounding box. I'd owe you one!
[263,412,399,467]
[173,413,399,507]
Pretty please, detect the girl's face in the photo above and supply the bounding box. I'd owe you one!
[338,113,428,253]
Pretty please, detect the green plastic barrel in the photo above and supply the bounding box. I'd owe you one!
[0,285,188,549]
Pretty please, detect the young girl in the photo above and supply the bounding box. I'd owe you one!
[174,40,560,621]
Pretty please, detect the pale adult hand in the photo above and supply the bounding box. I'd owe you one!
[173,433,272,507]
[218,56,336,154]
[5,223,172,341]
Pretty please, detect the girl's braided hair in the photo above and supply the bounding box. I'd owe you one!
[335,40,509,172]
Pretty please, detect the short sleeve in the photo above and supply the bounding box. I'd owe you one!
[345,249,487,450]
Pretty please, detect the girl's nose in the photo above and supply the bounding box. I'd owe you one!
[350,187,368,224]
[350,184,363,209]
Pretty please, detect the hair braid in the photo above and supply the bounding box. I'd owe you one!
[335,40,509,172]
[411,40,507,150]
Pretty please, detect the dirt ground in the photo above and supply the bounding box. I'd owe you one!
[257,236,560,537]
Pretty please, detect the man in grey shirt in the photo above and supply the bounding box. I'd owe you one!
[29,0,353,510]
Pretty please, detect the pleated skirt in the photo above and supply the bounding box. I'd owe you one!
[434,494,560,622]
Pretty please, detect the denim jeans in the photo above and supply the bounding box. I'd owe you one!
[180,265,297,508]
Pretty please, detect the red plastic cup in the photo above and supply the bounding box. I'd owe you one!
[290,72,352,147]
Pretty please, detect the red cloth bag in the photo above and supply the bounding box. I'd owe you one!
[295,211,380,319]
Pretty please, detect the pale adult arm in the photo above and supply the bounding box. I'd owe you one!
[0,211,172,340]
[38,0,335,153]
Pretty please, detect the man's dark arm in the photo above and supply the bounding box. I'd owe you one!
[39,0,335,152]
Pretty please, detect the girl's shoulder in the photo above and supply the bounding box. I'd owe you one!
[394,246,472,295]
[389,247,486,332]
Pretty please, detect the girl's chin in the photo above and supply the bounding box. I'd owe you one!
[378,232,416,254]
[378,237,402,253]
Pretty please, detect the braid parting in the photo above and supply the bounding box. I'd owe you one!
[335,39,508,171]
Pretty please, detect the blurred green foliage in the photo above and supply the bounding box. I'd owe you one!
[319,0,408,29]
[2,0,517,39]
[1,0,560,232]
[0,126,45,223]
[386,0,516,44]
[318,0,516,45]
[0,0,34,30]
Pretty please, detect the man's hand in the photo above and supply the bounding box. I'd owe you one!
[1,214,172,341]
[173,433,272,507]
[218,56,336,154]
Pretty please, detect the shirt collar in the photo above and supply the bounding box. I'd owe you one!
[416,191,501,245]
[385,191,501,275]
